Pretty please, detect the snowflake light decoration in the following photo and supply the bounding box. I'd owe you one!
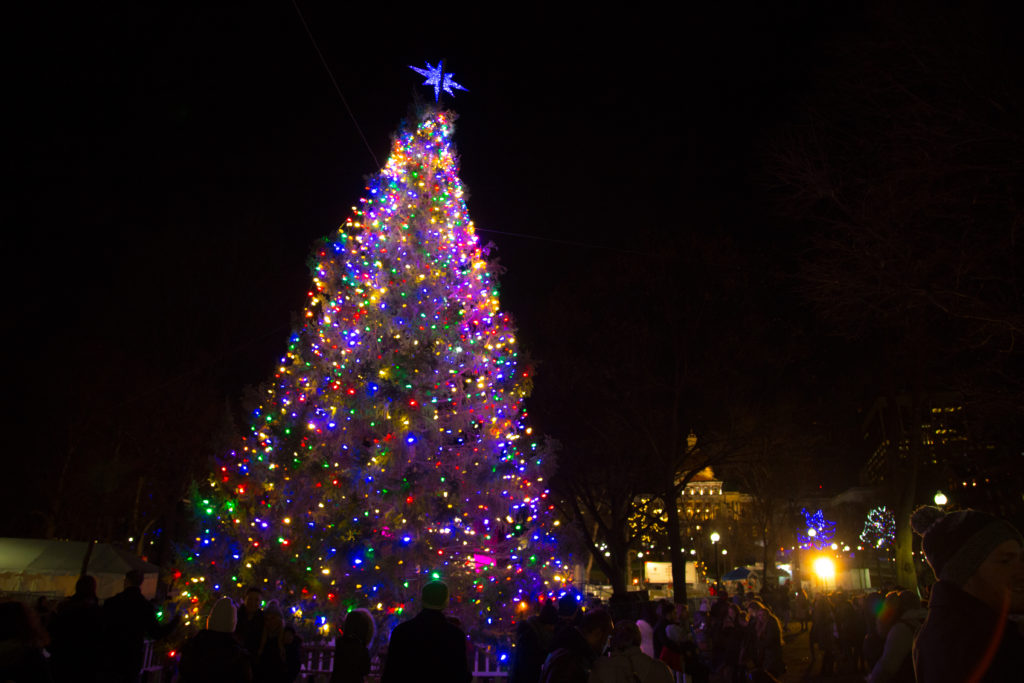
[409,61,468,102]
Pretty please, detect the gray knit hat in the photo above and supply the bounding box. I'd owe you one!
[911,506,1023,585]
[207,597,237,633]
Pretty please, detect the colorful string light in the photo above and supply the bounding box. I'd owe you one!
[860,505,895,550]
[178,109,562,632]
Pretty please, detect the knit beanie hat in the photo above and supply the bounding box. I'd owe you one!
[421,580,449,610]
[207,597,237,633]
[911,506,1023,585]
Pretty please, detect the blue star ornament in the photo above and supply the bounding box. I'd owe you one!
[409,61,468,101]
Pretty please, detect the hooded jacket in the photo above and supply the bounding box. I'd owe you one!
[913,581,1024,683]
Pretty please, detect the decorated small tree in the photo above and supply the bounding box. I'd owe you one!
[179,71,561,633]
[860,505,896,550]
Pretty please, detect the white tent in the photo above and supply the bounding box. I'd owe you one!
[0,538,159,600]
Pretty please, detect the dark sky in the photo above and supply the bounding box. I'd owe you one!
[10,2,1018,537]
[11,1,844,377]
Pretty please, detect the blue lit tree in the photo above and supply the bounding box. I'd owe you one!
[797,508,837,550]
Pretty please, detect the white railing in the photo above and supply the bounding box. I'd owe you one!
[140,638,510,681]
[141,640,167,682]
[299,641,508,681]
[470,646,509,678]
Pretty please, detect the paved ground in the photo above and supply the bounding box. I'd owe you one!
[778,625,865,683]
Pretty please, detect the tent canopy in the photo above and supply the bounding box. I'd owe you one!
[0,538,158,600]
[722,567,757,581]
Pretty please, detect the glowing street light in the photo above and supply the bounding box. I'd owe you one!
[934,491,948,506]
[813,556,835,590]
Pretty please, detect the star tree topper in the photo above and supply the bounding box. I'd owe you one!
[409,60,468,101]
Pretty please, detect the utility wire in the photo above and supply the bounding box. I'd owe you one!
[291,0,380,168]
[287,4,653,258]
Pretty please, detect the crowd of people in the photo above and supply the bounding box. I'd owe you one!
[508,504,1023,683]
[507,588,786,683]
[0,573,309,683]
[0,569,179,683]
[1,505,1021,683]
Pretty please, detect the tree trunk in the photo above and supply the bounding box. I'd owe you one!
[891,396,922,594]
[135,518,158,557]
[894,471,919,592]
[46,433,78,538]
[664,487,688,604]
[605,536,630,598]
[576,513,630,599]
[761,526,772,591]
[132,476,145,537]
[584,521,599,582]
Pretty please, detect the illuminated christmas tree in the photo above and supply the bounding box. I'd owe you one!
[179,104,560,633]
[797,508,837,550]
[859,505,895,550]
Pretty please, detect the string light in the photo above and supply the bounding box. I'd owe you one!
[860,506,895,550]
[798,508,837,550]
[178,108,564,630]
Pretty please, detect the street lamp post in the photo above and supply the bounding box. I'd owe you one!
[710,531,721,591]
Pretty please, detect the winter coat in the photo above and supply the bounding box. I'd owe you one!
[179,629,252,683]
[539,627,599,683]
[658,643,682,673]
[100,586,172,677]
[380,609,472,683]
[651,618,672,663]
[252,633,300,683]
[236,606,264,654]
[49,594,103,682]
[751,614,785,677]
[913,580,1024,683]
[330,633,371,683]
[588,646,674,683]
[810,600,837,653]
[866,607,925,683]
[0,639,52,683]
[792,593,810,621]
[509,616,555,683]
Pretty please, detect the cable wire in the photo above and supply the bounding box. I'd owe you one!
[291,0,379,168]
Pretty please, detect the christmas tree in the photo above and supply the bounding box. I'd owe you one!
[859,505,895,550]
[179,105,562,634]
[797,508,837,550]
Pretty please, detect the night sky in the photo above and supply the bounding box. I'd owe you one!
[7,2,1020,540]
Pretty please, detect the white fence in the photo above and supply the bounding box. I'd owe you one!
[139,638,510,682]
[298,641,509,682]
